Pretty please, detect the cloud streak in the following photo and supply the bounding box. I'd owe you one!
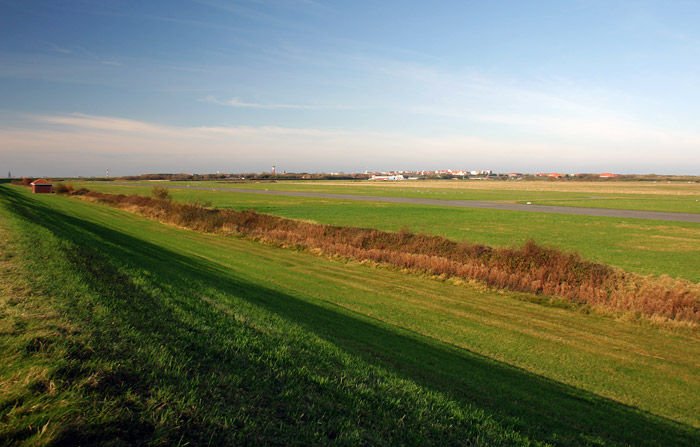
[28,112,347,138]
[201,95,349,110]
[46,42,71,54]
[34,113,169,134]
[0,112,533,173]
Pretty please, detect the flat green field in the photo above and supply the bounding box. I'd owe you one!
[80,182,700,282]
[1,184,700,446]
[127,179,700,214]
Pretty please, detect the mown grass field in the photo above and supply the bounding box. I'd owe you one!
[131,179,700,214]
[2,184,700,446]
[80,182,700,282]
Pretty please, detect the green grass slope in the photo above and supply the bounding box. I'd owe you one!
[1,185,699,446]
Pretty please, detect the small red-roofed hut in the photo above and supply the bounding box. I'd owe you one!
[30,179,53,193]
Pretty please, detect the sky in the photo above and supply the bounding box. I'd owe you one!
[1,0,700,177]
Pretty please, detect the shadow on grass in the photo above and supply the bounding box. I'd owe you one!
[2,185,699,447]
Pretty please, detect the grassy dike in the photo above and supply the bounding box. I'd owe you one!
[1,184,699,446]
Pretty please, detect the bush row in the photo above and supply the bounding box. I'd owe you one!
[54,183,89,195]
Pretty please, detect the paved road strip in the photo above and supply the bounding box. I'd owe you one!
[111,183,700,223]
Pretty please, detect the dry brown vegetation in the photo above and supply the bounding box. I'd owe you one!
[84,189,700,326]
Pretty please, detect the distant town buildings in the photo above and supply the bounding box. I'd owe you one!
[362,170,623,181]
[370,174,405,181]
[536,173,565,178]
[369,169,496,180]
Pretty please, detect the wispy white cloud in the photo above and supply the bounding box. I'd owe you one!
[25,112,351,140]
[0,111,513,159]
[33,113,169,134]
[200,95,349,110]
[353,56,700,149]
[192,0,316,33]
[467,112,684,144]
[46,42,71,54]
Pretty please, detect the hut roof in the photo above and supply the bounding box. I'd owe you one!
[30,179,53,185]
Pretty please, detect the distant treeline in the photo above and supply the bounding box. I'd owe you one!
[116,173,370,181]
[110,173,700,182]
[80,187,700,326]
[6,173,698,182]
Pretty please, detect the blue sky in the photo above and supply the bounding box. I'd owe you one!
[2,0,700,176]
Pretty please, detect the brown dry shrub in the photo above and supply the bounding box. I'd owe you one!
[54,183,74,194]
[71,188,89,196]
[152,186,172,202]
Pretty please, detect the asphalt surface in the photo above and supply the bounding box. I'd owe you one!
[113,183,700,223]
